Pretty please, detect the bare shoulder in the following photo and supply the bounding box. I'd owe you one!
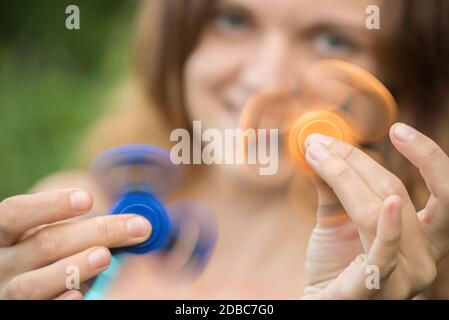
[30,170,110,214]
[31,170,93,192]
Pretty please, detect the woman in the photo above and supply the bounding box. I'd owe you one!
[1,0,449,299]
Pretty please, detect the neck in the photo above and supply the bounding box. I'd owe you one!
[190,164,317,226]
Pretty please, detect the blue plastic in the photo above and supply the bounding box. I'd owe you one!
[85,144,217,300]
[90,145,178,255]
[84,254,126,300]
[90,144,182,199]
[110,191,170,254]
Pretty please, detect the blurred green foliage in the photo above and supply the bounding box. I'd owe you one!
[0,0,138,199]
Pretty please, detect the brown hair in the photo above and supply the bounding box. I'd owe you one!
[81,0,449,207]
[80,0,213,162]
[376,0,449,206]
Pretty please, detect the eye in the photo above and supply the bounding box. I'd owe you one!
[314,33,354,55]
[214,9,251,32]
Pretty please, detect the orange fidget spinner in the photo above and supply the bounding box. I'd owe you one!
[240,60,398,172]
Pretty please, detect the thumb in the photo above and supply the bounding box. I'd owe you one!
[311,175,350,228]
[304,175,363,289]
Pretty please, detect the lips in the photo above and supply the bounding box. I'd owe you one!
[223,97,246,127]
[224,96,241,114]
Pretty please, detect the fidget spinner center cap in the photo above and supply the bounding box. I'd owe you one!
[288,110,354,171]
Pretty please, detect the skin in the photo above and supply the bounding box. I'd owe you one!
[1,0,449,299]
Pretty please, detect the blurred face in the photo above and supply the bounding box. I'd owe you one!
[184,0,381,181]
[185,0,380,128]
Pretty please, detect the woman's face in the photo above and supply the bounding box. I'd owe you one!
[184,0,381,181]
[185,0,381,129]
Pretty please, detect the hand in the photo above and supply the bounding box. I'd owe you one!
[0,189,152,300]
[301,123,449,299]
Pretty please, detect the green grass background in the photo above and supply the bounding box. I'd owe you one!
[0,1,137,199]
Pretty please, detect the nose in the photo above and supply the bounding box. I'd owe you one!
[241,32,298,93]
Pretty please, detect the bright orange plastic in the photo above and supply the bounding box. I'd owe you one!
[238,59,398,174]
[288,109,355,171]
[303,60,397,142]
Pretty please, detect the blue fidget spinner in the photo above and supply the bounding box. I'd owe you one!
[85,145,217,299]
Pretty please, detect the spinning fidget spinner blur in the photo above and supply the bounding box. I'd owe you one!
[240,59,398,172]
[87,145,217,296]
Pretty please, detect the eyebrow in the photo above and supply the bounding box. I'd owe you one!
[213,0,259,19]
[302,22,371,35]
[216,0,248,8]
[213,0,251,13]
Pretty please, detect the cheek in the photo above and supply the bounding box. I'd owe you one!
[350,54,378,77]
[184,40,249,129]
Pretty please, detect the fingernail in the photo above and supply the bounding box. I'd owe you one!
[393,123,416,143]
[70,191,91,212]
[88,248,110,269]
[307,143,330,162]
[305,134,333,149]
[126,216,151,238]
[59,291,82,300]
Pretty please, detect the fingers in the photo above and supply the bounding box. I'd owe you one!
[390,123,449,259]
[305,141,381,248]
[305,134,426,254]
[1,247,110,300]
[54,290,83,300]
[12,214,151,274]
[354,195,402,299]
[390,123,449,198]
[306,134,412,203]
[328,196,402,300]
[0,189,93,246]
[310,175,351,228]
[367,195,402,281]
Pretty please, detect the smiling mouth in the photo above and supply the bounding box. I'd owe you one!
[223,97,245,124]
[224,96,244,112]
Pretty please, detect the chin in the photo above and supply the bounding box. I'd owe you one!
[219,155,295,192]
